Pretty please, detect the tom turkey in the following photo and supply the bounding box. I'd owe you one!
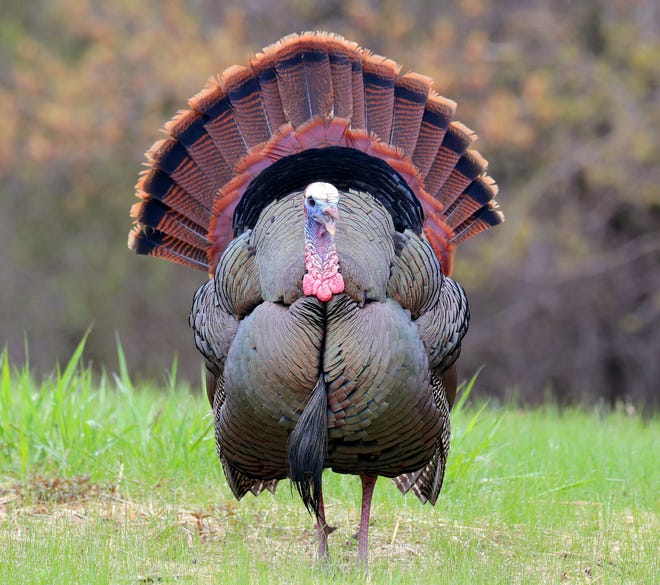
[128,31,503,563]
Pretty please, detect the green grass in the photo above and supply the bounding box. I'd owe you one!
[0,340,658,584]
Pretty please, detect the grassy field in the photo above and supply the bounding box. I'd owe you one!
[0,340,658,584]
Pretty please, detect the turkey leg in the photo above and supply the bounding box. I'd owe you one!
[315,489,336,560]
[357,474,378,562]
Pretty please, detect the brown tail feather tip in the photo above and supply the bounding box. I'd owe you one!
[129,31,503,274]
[187,76,223,113]
[164,108,198,136]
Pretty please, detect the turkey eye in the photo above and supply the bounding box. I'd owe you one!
[308,198,316,207]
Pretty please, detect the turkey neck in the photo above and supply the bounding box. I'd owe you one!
[303,216,344,302]
[305,218,336,262]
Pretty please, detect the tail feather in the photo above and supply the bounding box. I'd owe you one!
[136,170,211,226]
[189,78,248,170]
[349,47,366,129]
[128,227,210,270]
[129,31,504,276]
[411,93,456,176]
[165,109,231,190]
[130,200,208,250]
[272,33,334,128]
[145,139,216,211]
[390,72,432,156]
[134,135,217,250]
[325,36,355,119]
[443,158,494,230]
[135,108,225,257]
[221,65,271,148]
[249,51,287,132]
[362,54,400,142]
[424,121,477,198]
[451,199,504,245]
[438,149,488,208]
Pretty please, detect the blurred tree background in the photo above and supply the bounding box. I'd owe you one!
[1,0,658,406]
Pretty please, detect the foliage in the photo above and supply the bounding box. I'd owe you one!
[0,347,658,583]
[0,339,215,490]
[1,0,658,404]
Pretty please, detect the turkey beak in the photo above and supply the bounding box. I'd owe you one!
[321,205,338,237]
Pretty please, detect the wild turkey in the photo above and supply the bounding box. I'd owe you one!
[128,31,503,563]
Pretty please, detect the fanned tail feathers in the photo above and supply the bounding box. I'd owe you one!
[129,31,504,276]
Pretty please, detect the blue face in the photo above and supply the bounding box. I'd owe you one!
[305,194,320,216]
[303,182,340,237]
[305,196,338,237]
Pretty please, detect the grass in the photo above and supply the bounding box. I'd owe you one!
[0,340,658,584]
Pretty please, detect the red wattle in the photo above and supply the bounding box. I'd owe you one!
[303,228,345,302]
